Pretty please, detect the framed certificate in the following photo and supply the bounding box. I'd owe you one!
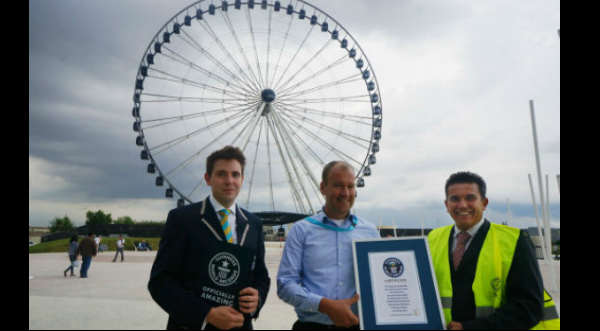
[352,237,445,330]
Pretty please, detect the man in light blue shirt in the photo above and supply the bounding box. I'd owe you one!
[277,161,381,329]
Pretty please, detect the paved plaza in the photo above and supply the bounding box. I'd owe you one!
[29,243,295,330]
[29,242,559,329]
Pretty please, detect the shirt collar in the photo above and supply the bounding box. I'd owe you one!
[318,208,357,227]
[209,193,237,216]
[454,218,484,239]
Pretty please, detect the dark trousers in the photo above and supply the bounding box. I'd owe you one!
[113,247,124,262]
[292,320,359,330]
[80,255,92,278]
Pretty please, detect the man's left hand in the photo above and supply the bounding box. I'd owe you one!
[238,287,259,315]
[447,321,463,330]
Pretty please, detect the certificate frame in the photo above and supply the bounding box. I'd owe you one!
[352,237,446,330]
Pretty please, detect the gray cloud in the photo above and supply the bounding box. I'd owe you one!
[28,0,560,228]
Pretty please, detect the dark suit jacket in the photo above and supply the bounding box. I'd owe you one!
[448,219,544,329]
[148,197,270,330]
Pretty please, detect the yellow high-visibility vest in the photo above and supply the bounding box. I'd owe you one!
[428,223,560,329]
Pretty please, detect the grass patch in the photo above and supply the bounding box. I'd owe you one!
[29,237,161,254]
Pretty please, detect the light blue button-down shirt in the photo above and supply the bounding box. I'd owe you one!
[277,210,381,325]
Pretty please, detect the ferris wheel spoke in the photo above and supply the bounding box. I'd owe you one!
[178,28,259,93]
[265,119,275,210]
[244,7,266,88]
[240,110,265,151]
[160,46,254,95]
[278,94,371,104]
[276,54,348,96]
[163,109,258,178]
[218,13,264,90]
[270,110,325,166]
[275,102,372,125]
[272,110,323,198]
[266,114,307,214]
[277,111,364,169]
[147,67,254,100]
[274,37,333,93]
[273,115,314,214]
[272,24,316,91]
[141,102,258,130]
[277,73,363,99]
[142,92,258,105]
[269,15,294,89]
[187,19,260,91]
[244,116,265,208]
[265,8,273,88]
[277,105,370,149]
[149,106,256,155]
[187,176,207,201]
[231,104,264,147]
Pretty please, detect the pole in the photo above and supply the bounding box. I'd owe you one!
[529,100,553,264]
[528,174,549,261]
[545,174,559,292]
[556,174,560,195]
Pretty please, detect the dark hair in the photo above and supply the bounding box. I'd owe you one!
[321,161,354,185]
[70,234,78,242]
[88,232,93,237]
[445,171,487,199]
[206,145,246,176]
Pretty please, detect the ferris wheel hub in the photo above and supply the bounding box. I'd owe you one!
[261,89,276,103]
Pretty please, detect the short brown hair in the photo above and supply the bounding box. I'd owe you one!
[206,145,246,176]
[321,161,354,185]
[445,171,487,199]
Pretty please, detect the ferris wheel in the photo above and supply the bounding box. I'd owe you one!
[132,0,383,215]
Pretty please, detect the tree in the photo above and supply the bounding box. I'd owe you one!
[85,210,113,226]
[114,216,135,225]
[49,215,76,233]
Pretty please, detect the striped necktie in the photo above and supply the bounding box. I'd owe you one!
[218,209,233,243]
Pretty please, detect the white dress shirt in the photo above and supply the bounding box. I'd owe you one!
[451,218,485,253]
[209,194,238,244]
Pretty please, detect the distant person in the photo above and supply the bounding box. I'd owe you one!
[277,161,381,329]
[141,240,152,251]
[148,146,270,330]
[113,234,125,262]
[64,234,79,277]
[137,240,152,251]
[95,235,102,253]
[427,171,560,329]
[76,233,97,278]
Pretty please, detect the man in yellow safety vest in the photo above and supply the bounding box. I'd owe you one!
[428,171,559,329]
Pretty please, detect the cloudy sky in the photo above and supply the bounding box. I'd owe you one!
[29,0,560,230]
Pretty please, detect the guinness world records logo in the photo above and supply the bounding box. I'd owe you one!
[383,257,404,278]
[208,252,240,286]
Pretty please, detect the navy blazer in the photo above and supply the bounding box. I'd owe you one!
[148,197,270,330]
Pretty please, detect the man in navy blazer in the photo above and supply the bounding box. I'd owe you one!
[148,146,270,330]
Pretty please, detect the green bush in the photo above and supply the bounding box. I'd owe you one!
[29,237,161,254]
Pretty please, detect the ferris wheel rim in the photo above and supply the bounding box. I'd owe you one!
[132,0,383,212]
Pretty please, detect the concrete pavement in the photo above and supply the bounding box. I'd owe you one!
[29,243,296,330]
[29,241,560,329]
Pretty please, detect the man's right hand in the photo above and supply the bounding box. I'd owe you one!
[318,294,360,327]
[206,306,244,330]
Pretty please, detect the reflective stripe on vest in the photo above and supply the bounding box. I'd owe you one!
[428,223,560,330]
